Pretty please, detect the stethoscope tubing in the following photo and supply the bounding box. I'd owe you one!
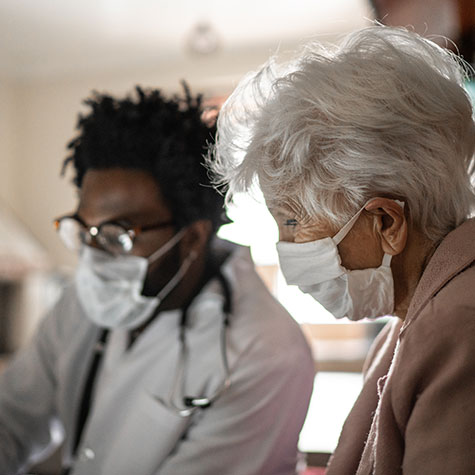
[155,270,232,417]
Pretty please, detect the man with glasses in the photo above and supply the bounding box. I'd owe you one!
[0,86,314,475]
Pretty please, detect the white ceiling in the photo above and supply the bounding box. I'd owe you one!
[0,0,372,80]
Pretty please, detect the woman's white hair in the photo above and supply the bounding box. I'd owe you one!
[210,26,475,242]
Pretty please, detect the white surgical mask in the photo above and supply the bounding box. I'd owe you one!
[75,229,196,329]
[276,200,404,321]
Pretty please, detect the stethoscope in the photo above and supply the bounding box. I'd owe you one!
[66,268,233,473]
[154,270,232,417]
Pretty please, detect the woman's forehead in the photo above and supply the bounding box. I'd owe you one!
[78,168,172,226]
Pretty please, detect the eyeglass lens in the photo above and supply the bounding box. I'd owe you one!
[97,223,133,254]
[57,218,133,254]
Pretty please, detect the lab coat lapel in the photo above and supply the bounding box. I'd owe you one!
[57,313,102,461]
[72,311,193,474]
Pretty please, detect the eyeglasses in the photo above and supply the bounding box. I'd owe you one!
[53,214,174,255]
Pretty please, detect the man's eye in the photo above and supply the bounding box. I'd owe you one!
[284,219,298,226]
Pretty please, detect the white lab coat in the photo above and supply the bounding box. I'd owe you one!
[0,244,314,475]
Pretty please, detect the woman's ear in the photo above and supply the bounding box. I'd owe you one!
[180,220,213,257]
[365,198,407,256]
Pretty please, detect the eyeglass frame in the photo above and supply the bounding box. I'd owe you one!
[53,213,175,254]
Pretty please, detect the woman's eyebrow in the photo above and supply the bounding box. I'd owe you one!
[269,207,289,218]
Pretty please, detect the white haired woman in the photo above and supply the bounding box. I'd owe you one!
[211,26,475,474]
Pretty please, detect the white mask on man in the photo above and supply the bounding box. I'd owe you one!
[276,200,404,321]
[75,228,196,329]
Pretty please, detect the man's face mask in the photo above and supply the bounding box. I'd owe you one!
[276,200,404,321]
[75,229,196,329]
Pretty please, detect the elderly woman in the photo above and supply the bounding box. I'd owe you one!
[211,27,475,474]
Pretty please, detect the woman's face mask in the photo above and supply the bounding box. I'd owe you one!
[75,229,196,329]
[276,200,404,321]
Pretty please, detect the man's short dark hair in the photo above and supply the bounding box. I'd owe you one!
[63,84,228,232]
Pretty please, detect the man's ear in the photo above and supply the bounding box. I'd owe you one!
[365,198,407,256]
[180,220,213,257]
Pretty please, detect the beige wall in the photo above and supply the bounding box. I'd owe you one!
[0,79,20,213]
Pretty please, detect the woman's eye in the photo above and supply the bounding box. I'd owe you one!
[284,219,298,226]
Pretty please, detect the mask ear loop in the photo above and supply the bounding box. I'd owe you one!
[148,228,187,265]
[155,250,198,303]
[332,204,368,245]
[333,199,405,270]
[332,199,405,246]
[144,248,198,332]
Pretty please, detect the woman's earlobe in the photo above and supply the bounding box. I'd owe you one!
[382,218,407,255]
[366,198,407,256]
